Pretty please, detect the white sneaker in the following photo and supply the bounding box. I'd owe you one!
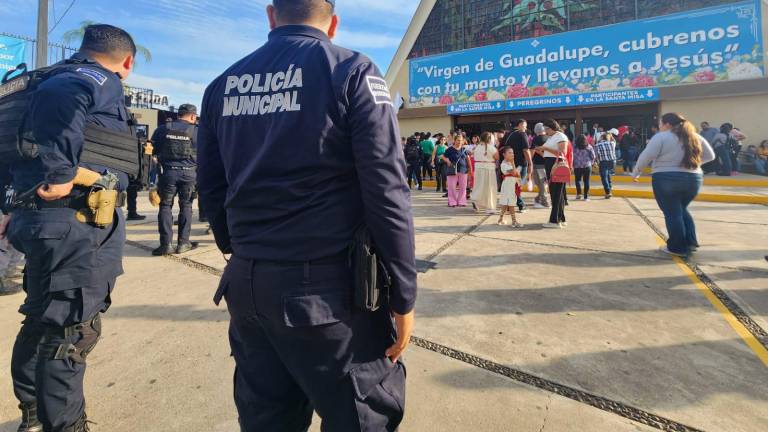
[575,196,583,201]
[542,222,562,229]
[561,222,568,227]
[533,203,546,209]
[584,197,590,202]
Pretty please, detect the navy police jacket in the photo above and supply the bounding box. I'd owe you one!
[198,25,417,314]
[12,53,131,193]
[151,119,198,169]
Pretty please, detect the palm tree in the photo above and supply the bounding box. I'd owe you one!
[62,20,152,63]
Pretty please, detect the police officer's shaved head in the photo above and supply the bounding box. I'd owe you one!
[272,0,334,25]
[80,24,137,60]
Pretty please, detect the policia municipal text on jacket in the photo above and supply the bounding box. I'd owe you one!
[0,24,141,432]
[197,1,417,430]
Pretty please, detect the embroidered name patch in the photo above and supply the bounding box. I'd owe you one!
[366,76,392,105]
[77,68,108,86]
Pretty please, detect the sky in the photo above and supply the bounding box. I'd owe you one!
[0,0,418,108]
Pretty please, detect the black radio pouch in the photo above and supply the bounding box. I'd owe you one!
[349,225,391,312]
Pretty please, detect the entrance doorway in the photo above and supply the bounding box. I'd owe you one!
[454,103,659,143]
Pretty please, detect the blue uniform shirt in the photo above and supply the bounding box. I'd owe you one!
[12,53,131,193]
[198,25,417,314]
[151,119,198,168]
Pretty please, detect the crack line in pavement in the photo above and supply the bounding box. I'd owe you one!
[537,395,552,432]
[125,240,225,278]
[624,198,768,351]
[410,337,703,432]
[423,215,493,262]
[126,234,702,431]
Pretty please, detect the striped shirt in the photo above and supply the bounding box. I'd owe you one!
[594,139,616,163]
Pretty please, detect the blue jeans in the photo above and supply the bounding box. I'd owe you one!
[599,161,615,195]
[652,172,703,255]
[715,145,732,176]
[756,159,767,175]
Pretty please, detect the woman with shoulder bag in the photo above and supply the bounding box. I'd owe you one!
[537,119,570,228]
[442,135,473,207]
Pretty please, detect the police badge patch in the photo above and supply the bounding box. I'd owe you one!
[77,68,108,86]
[366,76,392,106]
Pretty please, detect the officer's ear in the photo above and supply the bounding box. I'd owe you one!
[267,5,278,30]
[118,54,135,80]
[327,15,339,39]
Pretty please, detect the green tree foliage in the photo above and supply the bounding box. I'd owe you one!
[62,20,152,63]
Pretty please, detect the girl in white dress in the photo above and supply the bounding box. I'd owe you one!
[470,132,499,213]
[498,148,523,227]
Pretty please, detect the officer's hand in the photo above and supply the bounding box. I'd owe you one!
[386,310,415,363]
[0,214,10,240]
[37,182,74,201]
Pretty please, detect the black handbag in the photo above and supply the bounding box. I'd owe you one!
[349,225,391,312]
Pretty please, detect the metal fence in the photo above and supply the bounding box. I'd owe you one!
[0,32,77,69]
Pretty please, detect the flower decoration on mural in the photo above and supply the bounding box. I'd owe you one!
[693,68,716,83]
[725,59,763,81]
[531,86,548,96]
[473,90,488,101]
[487,89,507,101]
[506,84,530,99]
[438,95,454,105]
[630,75,655,88]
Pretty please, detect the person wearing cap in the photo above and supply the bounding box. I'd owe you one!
[150,103,200,255]
[197,0,415,430]
[595,128,619,198]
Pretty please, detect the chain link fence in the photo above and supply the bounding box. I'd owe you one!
[0,32,77,69]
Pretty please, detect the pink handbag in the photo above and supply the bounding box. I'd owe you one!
[550,159,571,184]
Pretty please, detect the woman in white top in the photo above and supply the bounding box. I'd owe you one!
[535,119,569,228]
[633,112,715,257]
[470,132,499,213]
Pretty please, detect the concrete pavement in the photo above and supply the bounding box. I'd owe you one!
[1,191,767,431]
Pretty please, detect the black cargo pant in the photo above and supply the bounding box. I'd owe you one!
[216,255,406,432]
[7,207,124,431]
[12,316,102,430]
[158,167,195,246]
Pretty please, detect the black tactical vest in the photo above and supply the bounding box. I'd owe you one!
[158,124,197,162]
[0,62,141,179]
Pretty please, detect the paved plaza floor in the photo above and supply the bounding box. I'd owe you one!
[1,191,766,431]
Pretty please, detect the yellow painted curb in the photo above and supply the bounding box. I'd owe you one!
[581,175,768,187]
[418,181,768,204]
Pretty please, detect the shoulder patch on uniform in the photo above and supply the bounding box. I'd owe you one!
[76,68,108,86]
[366,76,392,106]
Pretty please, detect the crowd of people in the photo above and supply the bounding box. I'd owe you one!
[403,112,728,258]
[699,121,767,176]
[403,119,643,229]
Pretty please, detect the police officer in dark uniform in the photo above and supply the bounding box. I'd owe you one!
[151,104,199,256]
[0,25,136,432]
[198,1,417,430]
